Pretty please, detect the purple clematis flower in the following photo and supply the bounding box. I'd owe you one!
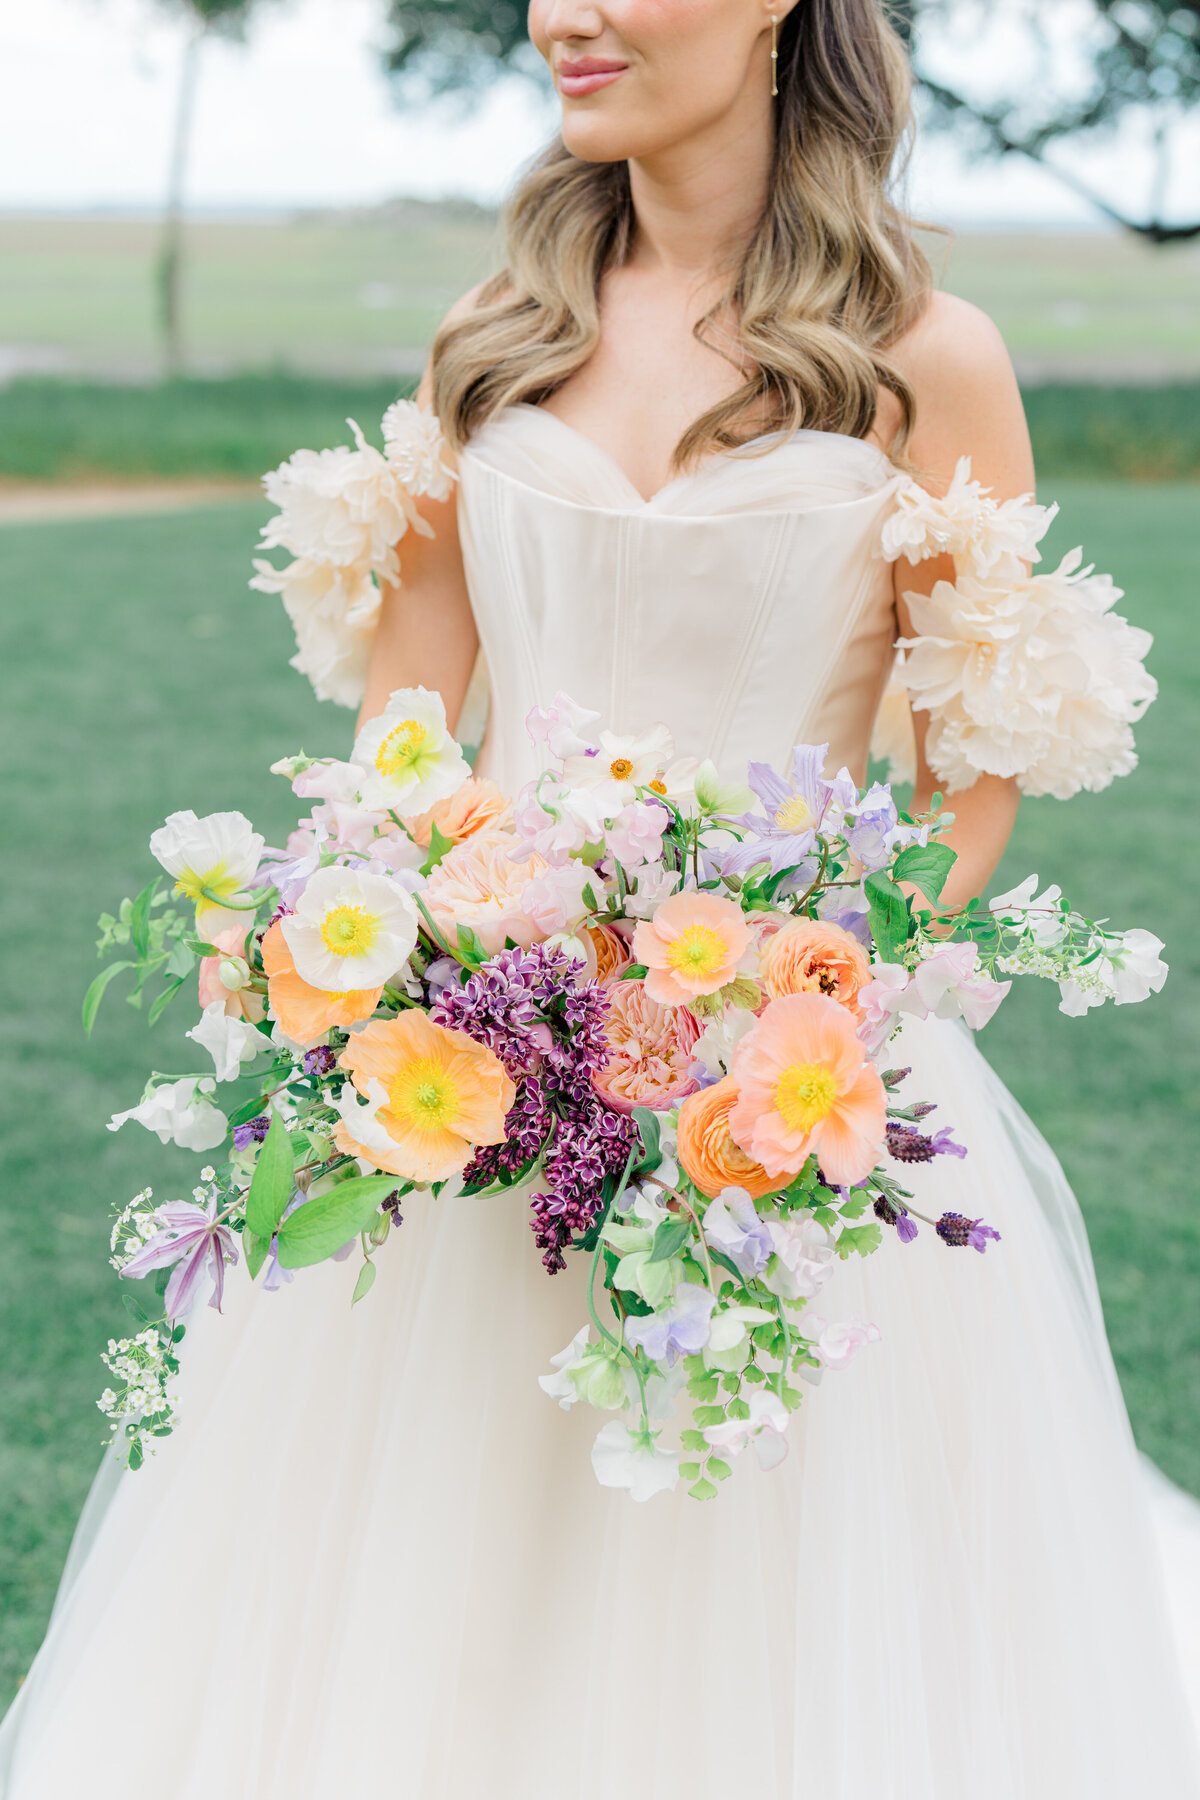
[121,1196,238,1319]
[719,744,857,878]
[624,1283,717,1364]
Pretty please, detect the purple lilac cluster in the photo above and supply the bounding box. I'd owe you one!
[431,945,638,1272]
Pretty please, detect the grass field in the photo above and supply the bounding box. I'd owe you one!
[2,209,1199,383]
[0,482,1197,1710]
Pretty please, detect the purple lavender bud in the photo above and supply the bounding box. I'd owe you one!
[935,1211,1000,1252]
[881,1067,912,1090]
[886,1122,967,1164]
[303,1045,337,1078]
[896,1212,919,1244]
[233,1114,271,1150]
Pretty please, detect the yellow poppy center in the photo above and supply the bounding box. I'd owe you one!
[376,718,433,780]
[175,859,240,905]
[774,1061,838,1133]
[665,924,728,980]
[388,1057,459,1131]
[774,795,814,833]
[319,904,380,958]
[609,756,635,781]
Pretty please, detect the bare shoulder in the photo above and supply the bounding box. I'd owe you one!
[888,290,1034,497]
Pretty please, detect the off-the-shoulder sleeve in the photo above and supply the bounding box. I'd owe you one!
[871,458,1157,800]
[250,401,456,707]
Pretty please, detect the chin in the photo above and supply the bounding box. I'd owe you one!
[559,103,677,165]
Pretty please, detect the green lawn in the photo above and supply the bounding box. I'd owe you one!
[0,482,1196,1709]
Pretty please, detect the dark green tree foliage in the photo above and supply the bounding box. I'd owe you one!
[381,0,1199,240]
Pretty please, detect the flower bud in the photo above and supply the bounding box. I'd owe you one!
[218,956,251,991]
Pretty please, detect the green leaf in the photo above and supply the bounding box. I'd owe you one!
[694,1404,725,1428]
[275,1177,397,1270]
[864,870,910,963]
[618,964,649,981]
[727,1397,751,1421]
[837,1187,872,1221]
[687,1374,720,1405]
[455,923,487,967]
[227,1094,269,1130]
[127,1438,144,1471]
[688,1477,718,1501]
[707,1457,732,1482]
[128,876,160,961]
[631,1106,662,1175]
[648,1216,691,1264]
[680,1429,707,1452]
[892,841,957,902]
[82,959,136,1034]
[243,1110,295,1239]
[835,1222,883,1260]
[242,1227,269,1282]
[679,1460,701,1482]
[708,1247,745,1286]
[121,1293,153,1323]
[351,1259,377,1305]
[420,821,455,876]
[147,974,188,1027]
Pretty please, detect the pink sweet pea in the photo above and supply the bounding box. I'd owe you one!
[858,943,1010,1051]
[805,1315,881,1371]
[702,1388,792,1469]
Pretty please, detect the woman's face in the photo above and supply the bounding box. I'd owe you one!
[528,0,784,163]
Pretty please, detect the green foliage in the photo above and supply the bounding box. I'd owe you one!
[864,871,909,963]
[892,842,956,903]
[382,0,544,90]
[275,1178,393,1270]
[242,1110,295,1239]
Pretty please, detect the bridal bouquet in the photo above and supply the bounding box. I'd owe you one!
[90,689,1167,1497]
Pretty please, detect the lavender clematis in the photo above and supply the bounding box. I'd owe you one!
[719,744,857,878]
[120,1196,237,1319]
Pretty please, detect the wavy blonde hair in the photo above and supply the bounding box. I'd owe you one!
[431,0,932,466]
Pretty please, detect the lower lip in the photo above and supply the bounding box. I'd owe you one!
[559,68,627,96]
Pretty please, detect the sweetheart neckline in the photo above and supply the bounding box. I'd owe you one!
[492,402,897,507]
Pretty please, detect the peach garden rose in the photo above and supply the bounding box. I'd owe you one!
[592,978,700,1114]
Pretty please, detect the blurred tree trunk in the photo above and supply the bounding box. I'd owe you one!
[156,20,206,378]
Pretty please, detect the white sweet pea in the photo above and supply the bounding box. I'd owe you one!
[1059,928,1167,1016]
[280,864,419,993]
[351,686,470,815]
[988,874,1067,948]
[538,1327,592,1410]
[333,1076,406,1167]
[702,1388,792,1470]
[704,1302,776,1373]
[591,1420,679,1502]
[149,809,264,934]
[108,1077,227,1153]
[763,1215,837,1302]
[623,866,682,921]
[691,1007,757,1081]
[524,691,602,761]
[186,1002,264,1082]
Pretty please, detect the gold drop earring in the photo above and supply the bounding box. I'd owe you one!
[769,12,778,97]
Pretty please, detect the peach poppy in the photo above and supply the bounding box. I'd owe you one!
[261,919,382,1047]
[632,891,753,1007]
[728,993,886,1186]
[676,1076,777,1201]
[404,777,514,849]
[335,1010,515,1184]
[592,978,700,1114]
[198,924,265,1024]
[760,917,873,1015]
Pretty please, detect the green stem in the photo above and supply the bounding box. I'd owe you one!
[198,885,271,913]
[643,1175,717,1292]
[414,894,459,961]
[774,1296,792,1401]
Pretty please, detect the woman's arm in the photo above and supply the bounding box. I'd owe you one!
[884,291,1035,910]
[356,355,480,738]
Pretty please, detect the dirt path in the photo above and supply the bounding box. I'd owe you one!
[0,479,261,524]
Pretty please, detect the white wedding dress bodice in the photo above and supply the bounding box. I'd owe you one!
[2,406,1198,1800]
[458,404,902,790]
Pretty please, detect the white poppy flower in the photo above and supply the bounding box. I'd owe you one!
[108,1078,227,1153]
[186,1002,264,1083]
[351,686,470,814]
[149,810,265,933]
[590,1420,679,1502]
[280,865,419,993]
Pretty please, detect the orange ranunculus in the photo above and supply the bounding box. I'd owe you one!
[592,978,700,1114]
[728,993,886,1186]
[335,1010,515,1184]
[198,923,265,1023]
[676,1075,777,1200]
[632,891,753,1007]
[261,919,382,1047]
[759,917,872,1015]
[587,921,634,987]
[404,777,513,850]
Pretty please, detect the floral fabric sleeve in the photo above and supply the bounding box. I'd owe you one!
[250,402,457,707]
[870,460,1157,800]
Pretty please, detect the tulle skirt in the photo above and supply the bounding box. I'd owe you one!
[3,1014,1198,1798]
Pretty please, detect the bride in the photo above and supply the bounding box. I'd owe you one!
[3,0,1197,1794]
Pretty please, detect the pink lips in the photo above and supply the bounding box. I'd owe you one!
[558,57,629,97]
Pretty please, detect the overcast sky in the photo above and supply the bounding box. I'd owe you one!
[0,0,1192,226]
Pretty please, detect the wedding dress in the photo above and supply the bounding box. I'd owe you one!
[3,403,1198,1799]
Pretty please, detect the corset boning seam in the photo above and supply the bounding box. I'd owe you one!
[705,512,791,770]
[783,536,885,757]
[485,474,543,779]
